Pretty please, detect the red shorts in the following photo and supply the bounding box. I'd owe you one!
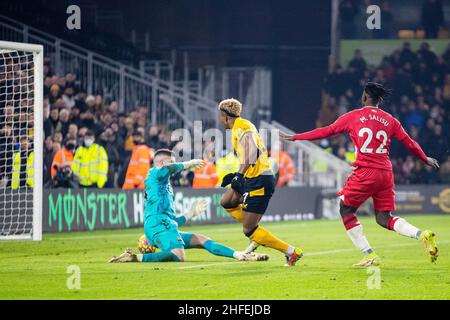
[338,167,395,211]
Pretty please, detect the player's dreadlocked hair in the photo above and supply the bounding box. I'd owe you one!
[364,82,392,105]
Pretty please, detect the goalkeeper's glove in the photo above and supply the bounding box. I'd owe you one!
[230,172,245,195]
[220,172,236,187]
[184,199,208,221]
[183,159,204,170]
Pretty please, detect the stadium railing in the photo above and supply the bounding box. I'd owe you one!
[0,14,218,130]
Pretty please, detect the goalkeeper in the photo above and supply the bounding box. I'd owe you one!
[109,149,268,263]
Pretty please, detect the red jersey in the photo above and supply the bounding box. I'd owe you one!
[292,106,428,171]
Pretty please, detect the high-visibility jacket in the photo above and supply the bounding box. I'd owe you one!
[122,144,153,190]
[71,143,108,188]
[193,161,218,188]
[345,151,356,164]
[312,147,332,173]
[271,150,296,187]
[11,151,34,189]
[51,147,74,177]
[215,152,240,186]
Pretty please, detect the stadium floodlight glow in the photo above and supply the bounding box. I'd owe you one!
[0,40,43,241]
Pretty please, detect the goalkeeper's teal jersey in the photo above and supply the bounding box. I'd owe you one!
[143,163,184,223]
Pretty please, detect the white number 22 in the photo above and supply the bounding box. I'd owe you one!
[358,128,388,154]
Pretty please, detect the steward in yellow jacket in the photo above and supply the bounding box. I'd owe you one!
[11,137,34,189]
[71,130,108,188]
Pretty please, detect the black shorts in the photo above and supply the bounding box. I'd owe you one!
[242,174,275,214]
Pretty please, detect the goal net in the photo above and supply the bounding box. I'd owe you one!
[0,41,43,240]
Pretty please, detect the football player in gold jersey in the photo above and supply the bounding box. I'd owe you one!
[218,98,303,266]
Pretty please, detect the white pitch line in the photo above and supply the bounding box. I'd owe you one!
[173,240,450,270]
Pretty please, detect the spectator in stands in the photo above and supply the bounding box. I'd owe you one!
[72,130,108,188]
[399,42,418,67]
[58,108,70,137]
[66,123,78,141]
[48,137,76,188]
[418,42,438,67]
[49,84,61,104]
[122,131,153,190]
[348,49,367,77]
[123,117,136,155]
[192,154,218,189]
[215,149,240,187]
[43,136,55,185]
[69,105,83,128]
[62,86,76,109]
[51,137,76,179]
[79,109,102,136]
[269,146,296,187]
[0,125,14,187]
[85,95,95,110]
[99,112,114,132]
[421,0,444,39]
[11,136,34,190]
[99,128,121,188]
[44,106,61,138]
[52,132,64,150]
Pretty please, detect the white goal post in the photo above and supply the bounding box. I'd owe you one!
[0,40,43,240]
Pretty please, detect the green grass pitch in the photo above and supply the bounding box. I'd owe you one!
[1,215,449,299]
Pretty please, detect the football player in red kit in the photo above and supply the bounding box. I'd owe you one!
[280,82,440,267]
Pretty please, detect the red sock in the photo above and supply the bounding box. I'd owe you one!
[342,213,360,230]
[386,216,399,231]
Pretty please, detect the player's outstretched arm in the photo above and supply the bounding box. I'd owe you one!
[280,114,348,142]
[183,159,204,170]
[280,126,335,142]
[160,159,204,177]
[394,122,439,170]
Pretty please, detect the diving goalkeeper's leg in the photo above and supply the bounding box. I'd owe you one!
[181,232,269,261]
[109,248,184,263]
[109,227,186,263]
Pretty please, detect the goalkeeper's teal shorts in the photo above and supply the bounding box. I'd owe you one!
[144,214,185,251]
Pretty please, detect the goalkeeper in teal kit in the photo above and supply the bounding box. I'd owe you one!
[109,149,269,263]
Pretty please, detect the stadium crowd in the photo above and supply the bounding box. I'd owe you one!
[1,41,449,190]
[320,41,450,184]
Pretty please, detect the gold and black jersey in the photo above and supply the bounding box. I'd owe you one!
[231,117,271,178]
